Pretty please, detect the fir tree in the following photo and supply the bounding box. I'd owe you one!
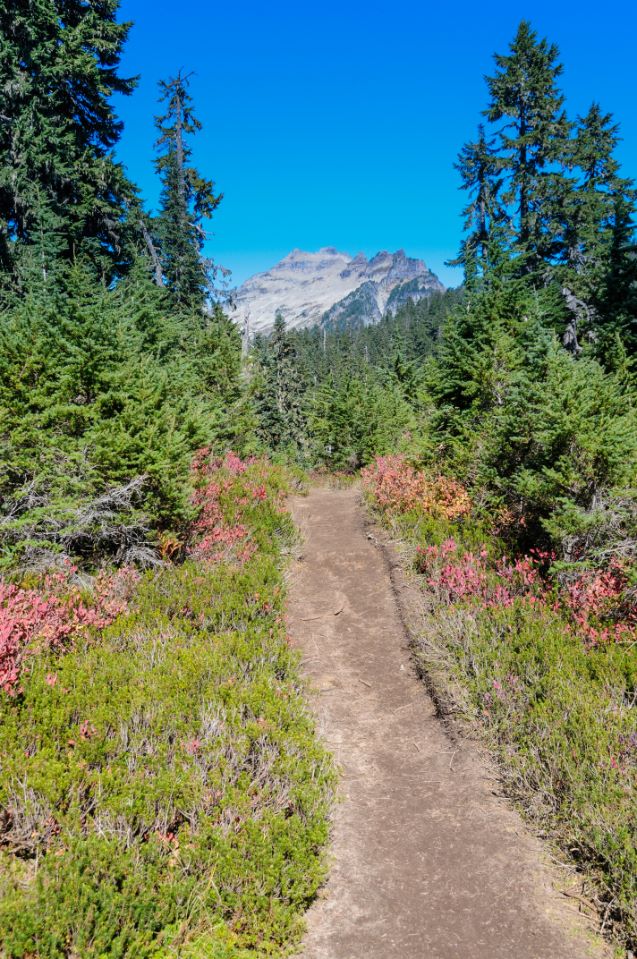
[566,106,635,285]
[253,315,308,455]
[0,260,245,566]
[602,194,637,350]
[0,0,136,281]
[485,21,572,274]
[154,72,222,308]
[452,125,506,286]
[551,105,635,349]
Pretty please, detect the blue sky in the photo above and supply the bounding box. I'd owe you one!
[115,0,637,289]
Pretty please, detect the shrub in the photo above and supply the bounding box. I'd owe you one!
[415,595,637,946]
[0,266,246,571]
[0,565,138,696]
[0,456,332,957]
[361,454,471,519]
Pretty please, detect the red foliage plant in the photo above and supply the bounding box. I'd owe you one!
[0,565,138,696]
[361,455,471,520]
[188,450,264,564]
[416,536,633,646]
[0,450,274,697]
[415,540,546,608]
[363,455,635,648]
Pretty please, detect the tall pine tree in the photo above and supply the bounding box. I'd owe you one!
[484,21,572,274]
[452,125,506,287]
[453,21,636,350]
[253,315,308,456]
[154,72,222,308]
[566,105,637,346]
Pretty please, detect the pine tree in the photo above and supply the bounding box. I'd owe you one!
[0,0,136,281]
[0,258,245,566]
[485,21,572,274]
[452,125,506,286]
[253,315,308,455]
[555,104,637,349]
[483,338,637,547]
[154,72,222,308]
[602,194,637,349]
[567,106,634,278]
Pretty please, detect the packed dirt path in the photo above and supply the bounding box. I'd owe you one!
[287,486,607,959]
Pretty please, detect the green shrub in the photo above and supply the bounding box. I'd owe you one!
[0,462,333,957]
[0,264,247,570]
[415,592,637,945]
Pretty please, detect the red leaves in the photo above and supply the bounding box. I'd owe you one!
[415,539,541,606]
[415,535,635,647]
[0,450,275,696]
[560,561,632,646]
[0,565,138,695]
[188,451,264,565]
[361,455,471,520]
[365,456,637,649]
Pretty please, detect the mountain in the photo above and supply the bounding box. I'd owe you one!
[229,248,445,335]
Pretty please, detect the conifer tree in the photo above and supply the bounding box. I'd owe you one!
[0,0,136,280]
[154,72,222,308]
[452,125,506,286]
[602,195,637,350]
[253,315,308,455]
[563,105,637,346]
[485,21,572,274]
[564,105,633,280]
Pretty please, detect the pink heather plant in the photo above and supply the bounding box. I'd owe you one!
[0,565,138,696]
[0,450,275,696]
[188,451,266,564]
[416,538,635,647]
[364,455,636,648]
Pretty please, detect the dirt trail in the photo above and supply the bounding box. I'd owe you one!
[287,486,607,959]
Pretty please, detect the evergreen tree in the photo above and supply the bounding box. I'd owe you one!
[452,125,506,286]
[0,0,136,281]
[0,261,245,567]
[253,315,308,455]
[483,339,637,548]
[154,72,222,308]
[601,194,637,350]
[452,23,636,352]
[485,21,572,274]
[307,374,416,471]
[552,104,636,350]
[568,105,623,272]
[566,107,636,287]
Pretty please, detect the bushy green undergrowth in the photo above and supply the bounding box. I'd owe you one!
[363,465,637,950]
[0,460,332,958]
[0,264,248,571]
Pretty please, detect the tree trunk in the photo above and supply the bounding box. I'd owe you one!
[140,219,165,286]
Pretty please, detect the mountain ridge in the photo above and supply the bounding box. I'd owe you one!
[229,247,445,335]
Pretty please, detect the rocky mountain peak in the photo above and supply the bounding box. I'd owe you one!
[230,248,444,336]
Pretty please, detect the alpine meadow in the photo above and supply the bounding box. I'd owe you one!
[0,4,636,959]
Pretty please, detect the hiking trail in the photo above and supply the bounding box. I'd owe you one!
[287,485,608,959]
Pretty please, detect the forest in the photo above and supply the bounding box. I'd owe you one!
[0,4,636,957]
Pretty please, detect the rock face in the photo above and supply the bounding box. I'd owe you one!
[230,248,444,335]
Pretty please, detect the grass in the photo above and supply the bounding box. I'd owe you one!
[0,460,333,958]
[367,500,637,953]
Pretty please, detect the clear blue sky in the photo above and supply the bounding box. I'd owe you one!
[115,0,637,289]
